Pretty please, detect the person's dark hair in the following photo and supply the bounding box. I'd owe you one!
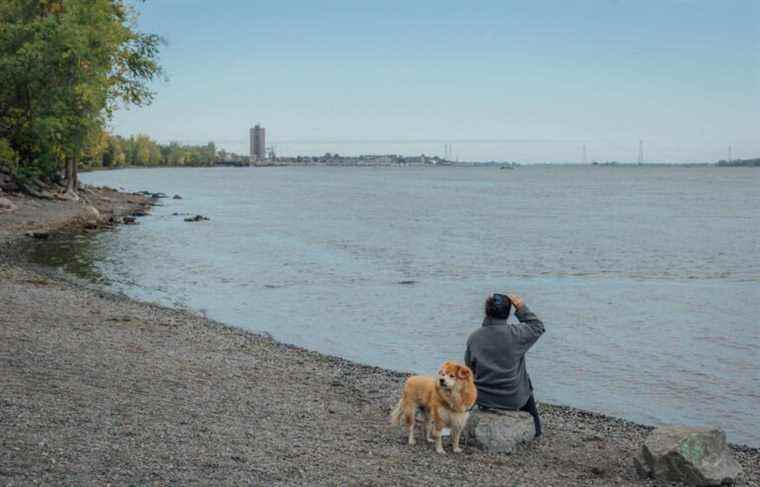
[485,293,512,319]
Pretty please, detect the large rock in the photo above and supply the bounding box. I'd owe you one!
[82,205,103,226]
[635,426,743,486]
[0,196,16,212]
[462,409,534,453]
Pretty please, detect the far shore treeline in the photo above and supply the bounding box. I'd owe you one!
[0,0,163,194]
[82,134,246,169]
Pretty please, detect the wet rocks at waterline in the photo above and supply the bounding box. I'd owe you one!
[184,214,209,222]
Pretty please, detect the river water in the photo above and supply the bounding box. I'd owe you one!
[29,165,760,446]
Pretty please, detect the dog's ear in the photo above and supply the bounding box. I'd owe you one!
[456,366,471,380]
[439,361,453,375]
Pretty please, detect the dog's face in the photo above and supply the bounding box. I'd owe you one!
[437,361,472,390]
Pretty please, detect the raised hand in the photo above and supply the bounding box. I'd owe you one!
[507,293,524,310]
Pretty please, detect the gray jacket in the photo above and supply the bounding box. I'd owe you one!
[464,305,545,410]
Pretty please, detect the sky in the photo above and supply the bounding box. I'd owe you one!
[112,0,760,163]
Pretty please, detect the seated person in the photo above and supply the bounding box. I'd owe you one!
[464,293,545,438]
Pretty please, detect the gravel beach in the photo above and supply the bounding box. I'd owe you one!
[1,187,758,486]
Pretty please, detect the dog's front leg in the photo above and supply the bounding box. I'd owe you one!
[431,412,446,454]
[407,421,416,445]
[451,427,463,453]
[434,428,445,454]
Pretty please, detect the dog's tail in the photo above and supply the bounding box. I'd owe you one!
[389,397,404,426]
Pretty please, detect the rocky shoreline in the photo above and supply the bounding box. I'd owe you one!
[1,187,758,486]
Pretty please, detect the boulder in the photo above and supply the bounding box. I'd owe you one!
[462,409,535,454]
[82,205,103,226]
[172,194,183,199]
[123,216,137,225]
[635,426,743,486]
[0,197,16,212]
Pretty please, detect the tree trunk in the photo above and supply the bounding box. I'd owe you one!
[72,153,78,190]
[65,153,79,196]
[64,158,69,183]
[65,157,74,192]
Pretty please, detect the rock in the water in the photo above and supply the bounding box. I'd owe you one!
[82,205,103,226]
[151,192,168,199]
[172,194,183,199]
[184,214,209,222]
[123,216,137,225]
[462,409,535,454]
[0,197,17,212]
[635,426,743,486]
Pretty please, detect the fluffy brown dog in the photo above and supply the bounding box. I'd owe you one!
[390,361,477,454]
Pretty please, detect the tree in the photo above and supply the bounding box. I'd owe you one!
[81,129,109,168]
[203,142,216,164]
[132,134,152,165]
[102,134,125,167]
[0,0,162,194]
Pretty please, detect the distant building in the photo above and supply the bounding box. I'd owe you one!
[249,124,266,161]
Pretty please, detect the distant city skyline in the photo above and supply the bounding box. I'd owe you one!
[113,0,759,163]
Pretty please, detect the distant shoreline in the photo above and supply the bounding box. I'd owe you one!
[77,161,760,173]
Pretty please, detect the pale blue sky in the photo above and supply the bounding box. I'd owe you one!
[113,0,759,162]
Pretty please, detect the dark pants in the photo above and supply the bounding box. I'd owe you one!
[520,394,542,438]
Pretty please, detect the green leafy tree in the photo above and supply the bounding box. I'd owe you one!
[0,0,162,194]
[102,134,125,167]
[132,134,153,166]
[0,138,19,172]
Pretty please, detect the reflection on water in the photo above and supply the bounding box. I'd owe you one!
[25,165,760,447]
[25,234,107,283]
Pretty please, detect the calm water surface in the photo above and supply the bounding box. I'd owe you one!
[31,166,760,446]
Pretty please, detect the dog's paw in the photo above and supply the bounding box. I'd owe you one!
[408,439,416,446]
[426,436,435,443]
[435,448,445,454]
[453,447,463,453]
